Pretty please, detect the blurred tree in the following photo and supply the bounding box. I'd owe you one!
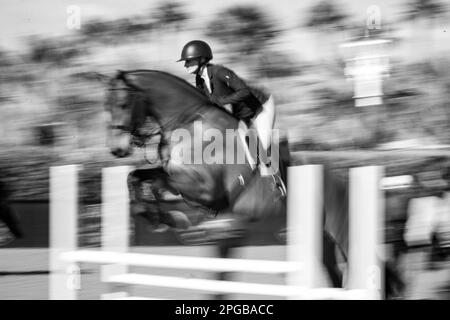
[404,0,447,20]
[35,124,55,146]
[27,37,83,66]
[303,0,350,63]
[402,0,448,59]
[115,17,154,35]
[81,19,111,39]
[81,17,154,44]
[256,50,302,78]
[152,1,189,31]
[305,0,348,30]
[0,50,12,67]
[206,5,280,56]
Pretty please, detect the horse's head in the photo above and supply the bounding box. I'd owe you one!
[103,71,150,158]
[102,69,212,158]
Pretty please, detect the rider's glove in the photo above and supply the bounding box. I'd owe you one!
[210,95,227,107]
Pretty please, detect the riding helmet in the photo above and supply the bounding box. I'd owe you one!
[177,40,213,62]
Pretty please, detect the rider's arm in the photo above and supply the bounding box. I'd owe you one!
[215,67,252,105]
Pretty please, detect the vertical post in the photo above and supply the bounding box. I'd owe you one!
[49,165,81,300]
[101,166,133,299]
[287,165,324,298]
[348,166,384,299]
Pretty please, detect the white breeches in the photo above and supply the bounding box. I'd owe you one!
[252,95,276,151]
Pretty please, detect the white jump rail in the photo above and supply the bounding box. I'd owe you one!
[49,165,386,300]
[106,273,372,300]
[60,250,302,274]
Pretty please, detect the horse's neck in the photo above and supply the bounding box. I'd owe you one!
[156,103,197,132]
[157,105,239,143]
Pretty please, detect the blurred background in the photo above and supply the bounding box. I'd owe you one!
[0,0,449,299]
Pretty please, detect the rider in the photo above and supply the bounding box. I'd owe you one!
[177,40,276,175]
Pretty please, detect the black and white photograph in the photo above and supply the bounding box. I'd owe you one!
[0,0,449,306]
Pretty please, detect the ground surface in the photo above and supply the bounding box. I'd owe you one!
[0,245,448,300]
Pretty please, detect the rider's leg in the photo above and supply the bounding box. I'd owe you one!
[253,95,276,151]
[252,95,276,176]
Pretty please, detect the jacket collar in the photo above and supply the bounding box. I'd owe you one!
[199,64,213,80]
[199,64,214,93]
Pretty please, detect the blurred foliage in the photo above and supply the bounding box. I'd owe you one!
[81,18,154,43]
[403,0,448,20]
[27,37,85,66]
[151,1,189,30]
[304,0,348,29]
[0,51,13,67]
[80,1,189,42]
[255,51,302,78]
[206,5,280,55]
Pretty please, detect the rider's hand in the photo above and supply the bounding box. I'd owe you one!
[210,95,227,107]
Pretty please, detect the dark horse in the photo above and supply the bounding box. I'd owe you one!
[103,69,350,296]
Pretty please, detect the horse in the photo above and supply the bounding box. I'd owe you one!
[102,69,351,297]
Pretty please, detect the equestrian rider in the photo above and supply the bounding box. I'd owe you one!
[177,40,276,175]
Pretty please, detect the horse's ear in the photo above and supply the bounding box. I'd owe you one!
[116,70,141,91]
[116,70,126,80]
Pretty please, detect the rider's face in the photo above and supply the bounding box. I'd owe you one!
[184,59,200,74]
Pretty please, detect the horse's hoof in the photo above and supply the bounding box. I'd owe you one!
[175,228,211,246]
[200,219,245,242]
[153,224,170,233]
[167,210,191,229]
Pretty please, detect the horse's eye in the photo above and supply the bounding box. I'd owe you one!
[121,103,128,110]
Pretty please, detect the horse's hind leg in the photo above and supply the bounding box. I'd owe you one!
[127,169,163,228]
[278,135,291,186]
[214,241,232,300]
[213,229,249,300]
[322,230,343,288]
[213,237,244,300]
[0,203,23,239]
[127,170,148,215]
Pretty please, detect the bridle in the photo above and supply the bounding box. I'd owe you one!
[105,82,163,164]
[106,71,210,164]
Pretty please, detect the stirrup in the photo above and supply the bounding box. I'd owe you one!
[271,174,287,197]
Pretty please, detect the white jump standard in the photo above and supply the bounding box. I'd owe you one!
[49,165,385,300]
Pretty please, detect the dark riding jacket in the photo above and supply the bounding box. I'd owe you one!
[196,64,269,126]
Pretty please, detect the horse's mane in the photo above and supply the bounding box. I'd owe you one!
[121,69,210,103]
[118,69,236,122]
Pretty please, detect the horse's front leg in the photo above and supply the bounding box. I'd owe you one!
[127,170,145,215]
[127,169,162,228]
